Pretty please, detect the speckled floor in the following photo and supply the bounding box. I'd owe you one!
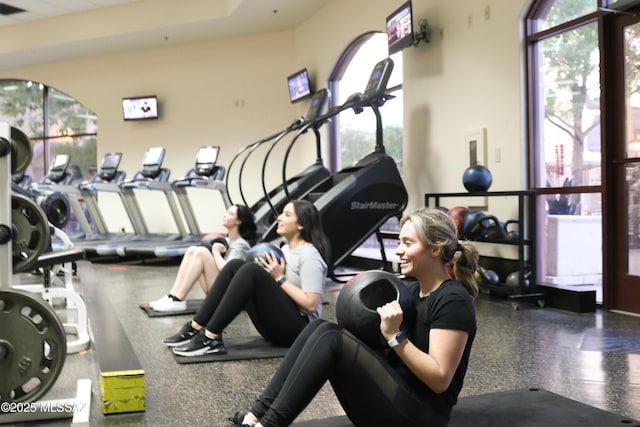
[7,260,640,426]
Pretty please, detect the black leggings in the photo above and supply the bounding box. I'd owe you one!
[249,319,449,427]
[193,259,309,346]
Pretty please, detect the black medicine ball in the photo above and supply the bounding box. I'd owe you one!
[336,270,415,348]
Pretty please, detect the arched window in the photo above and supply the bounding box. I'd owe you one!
[327,32,403,173]
[0,79,98,183]
[1,79,98,235]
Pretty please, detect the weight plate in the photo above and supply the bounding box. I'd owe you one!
[0,289,66,403]
[10,127,32,175]
[41,192,70,229]
[11,194,50,273]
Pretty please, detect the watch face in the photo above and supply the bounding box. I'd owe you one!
[389,331,407,347]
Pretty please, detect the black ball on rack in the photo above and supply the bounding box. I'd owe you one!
[336,270,416,349]
[463,165,493,192]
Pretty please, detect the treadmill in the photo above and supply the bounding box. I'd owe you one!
[111,147,191,258]
[75,152,128,238]
[75,148,180,260]
[29,154,78,233]
[41,153,127,243]
[260,58,408,279]
[172,145,230,236]
[123,145,231,259]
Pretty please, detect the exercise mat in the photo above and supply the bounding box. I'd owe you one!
[290,388,640,427]
[173,336,288,364]
[139,299,202,317]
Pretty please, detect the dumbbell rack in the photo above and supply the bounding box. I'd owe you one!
[0,122,91,424]
[424,190,545,309]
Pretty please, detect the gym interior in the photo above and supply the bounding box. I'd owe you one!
[1,0,640,426]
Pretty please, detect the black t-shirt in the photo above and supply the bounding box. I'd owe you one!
[390,279,477,417]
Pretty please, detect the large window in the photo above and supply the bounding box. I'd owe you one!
[526,1,605,296]
[1,79,98,234]
[331,33,403,172]
[0,80,98,182]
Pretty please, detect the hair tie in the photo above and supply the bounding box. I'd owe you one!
[457,242,463,251]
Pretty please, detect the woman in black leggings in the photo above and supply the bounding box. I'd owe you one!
[229,208,479,427]
[163,200,328,357]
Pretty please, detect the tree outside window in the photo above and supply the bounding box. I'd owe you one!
[527,0,605,293]
[0,79,98,235]
[0,80,97,182]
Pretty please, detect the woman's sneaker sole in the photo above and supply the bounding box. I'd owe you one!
[162,323,199,347]
[163,337,194,347]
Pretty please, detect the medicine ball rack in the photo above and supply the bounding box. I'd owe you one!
[424,190,545,309]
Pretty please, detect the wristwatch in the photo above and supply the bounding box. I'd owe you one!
[387,331,407,348]
[276,276,286,286]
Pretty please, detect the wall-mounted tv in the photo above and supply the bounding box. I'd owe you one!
[122,95,158,120]
[386,1,414,55]
[287,68,313,103]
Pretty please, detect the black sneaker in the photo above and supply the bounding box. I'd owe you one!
[172,331,227,357]
[227,411,251,427]
[163,322,199,347]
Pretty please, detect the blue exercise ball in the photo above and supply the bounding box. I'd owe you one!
[462,165,493,192]
[246,242,285,265]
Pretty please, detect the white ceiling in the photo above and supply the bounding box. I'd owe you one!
[0,0,331,70]
[0,0,138,26]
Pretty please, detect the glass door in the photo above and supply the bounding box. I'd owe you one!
[604,13,640,313]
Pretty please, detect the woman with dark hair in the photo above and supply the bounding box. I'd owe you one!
[164,200,328,357]
[149,204,257,312]
[228,207,478,427]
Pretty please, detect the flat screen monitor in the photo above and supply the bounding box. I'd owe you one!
[142,147,165,166]
[194,146,221,177]
[101,152,122,170]
[196,146,220,165]
[363,58,394,99]
[304,89,330,122]
[287,68,313,103]
[386,1,414,55]
[50,154,70,172]
[122,95,158,120]
[46,154,71,183]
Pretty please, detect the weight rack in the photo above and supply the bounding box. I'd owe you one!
[0,122,92,424]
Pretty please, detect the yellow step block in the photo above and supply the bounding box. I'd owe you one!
[100,369,145,414]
